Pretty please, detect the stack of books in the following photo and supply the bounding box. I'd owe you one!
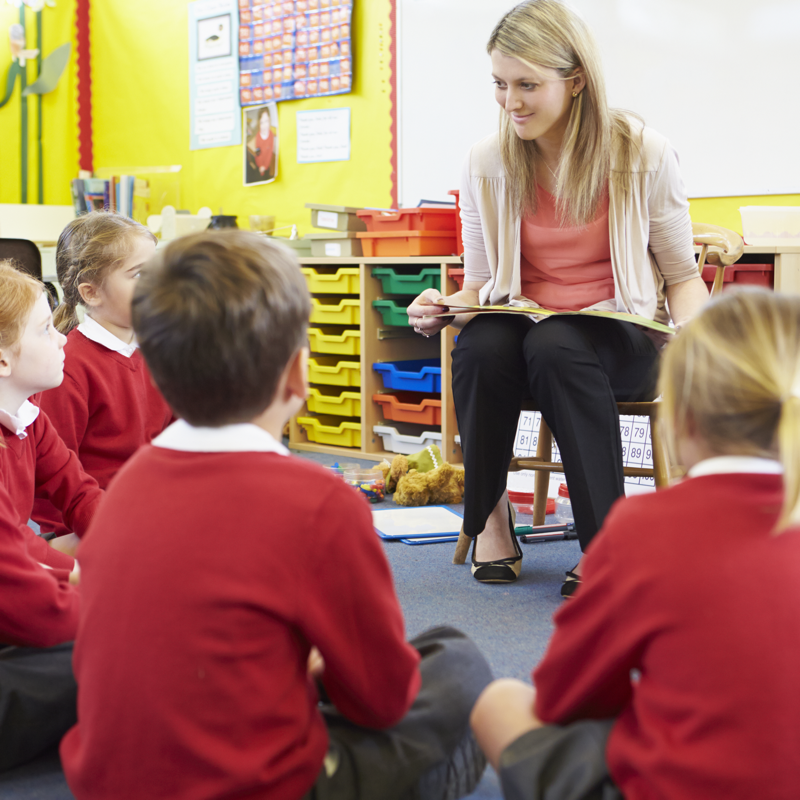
[70,176,136,217]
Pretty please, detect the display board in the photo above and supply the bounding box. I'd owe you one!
[396,0,800,206]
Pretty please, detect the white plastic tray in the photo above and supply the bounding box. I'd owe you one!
[373,425,442,455]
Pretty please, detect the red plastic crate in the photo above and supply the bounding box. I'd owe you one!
[449,267,465,290]
[357,230,458,257]
[448,189,463,255]
[508,490,555,516]
[356,207,456,233]
[701,263,773,293]
[372,392,442,426]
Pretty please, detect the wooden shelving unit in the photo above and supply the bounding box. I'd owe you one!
[290,256,463,463]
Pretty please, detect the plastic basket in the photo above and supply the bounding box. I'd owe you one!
[307,327,361,356]
[373,359,441,393]
[301,267,360,294]
[372,424,442,455]
[372,299,412,327]
[298,415,362,447]
[372,267,441,295]
[356,207,456,232]
[701,263,774,292]
[310,298,360,325]
[357,231,458,257]
[373,392,442,426]
[308,356,361,387]
[307,387,362,417]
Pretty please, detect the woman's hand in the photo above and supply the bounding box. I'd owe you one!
[407,286,481,337]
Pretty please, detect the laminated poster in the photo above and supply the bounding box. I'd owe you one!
[244,102,279,185]
[238,0,353,106]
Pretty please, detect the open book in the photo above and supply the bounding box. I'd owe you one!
[427,303,674,335]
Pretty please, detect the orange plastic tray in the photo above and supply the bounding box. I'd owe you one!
[373,392,442,426]
[356,207,456,232]
[357,230,458,257]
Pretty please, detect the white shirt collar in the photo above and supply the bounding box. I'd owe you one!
[152,418,289,455]
[687,455,783,478]
[0,399,40,439]
[78,315,137,358]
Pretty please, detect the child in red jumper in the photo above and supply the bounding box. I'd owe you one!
[470,288,800,800]
[33,212,172,539]
[61,231,492,800]
[0,262,97,771]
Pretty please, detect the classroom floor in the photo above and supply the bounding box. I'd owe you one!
[1,449,579,800]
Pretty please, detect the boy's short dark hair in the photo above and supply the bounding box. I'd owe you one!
[132,230,311,427]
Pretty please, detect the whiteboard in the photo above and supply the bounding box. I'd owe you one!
[396,0,800,205]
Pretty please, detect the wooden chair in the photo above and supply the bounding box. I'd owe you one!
[508,222,744,526]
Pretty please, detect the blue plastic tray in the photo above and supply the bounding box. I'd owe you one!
[373,359,442,393]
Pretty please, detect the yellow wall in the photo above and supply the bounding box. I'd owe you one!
[689,195,800,236]
[90,0,394,234]
[0,1,78,205]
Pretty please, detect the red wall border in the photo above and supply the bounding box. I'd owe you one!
[388,0,398,208]
[75,0,92,173]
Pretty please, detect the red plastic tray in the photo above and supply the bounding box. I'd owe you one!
[356,207,456,233]
[701,263,773,292]
[508,490,555,516]
[373,392,442,426]
[449,267,465,290]
[448,189,463,255]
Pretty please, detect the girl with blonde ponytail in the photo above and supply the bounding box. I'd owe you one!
[33,211,173,535]
[408,0,709,594]
[469,287,800,800]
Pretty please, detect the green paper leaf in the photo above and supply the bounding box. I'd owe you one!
[22,42,70,96]
[0,62,22,109]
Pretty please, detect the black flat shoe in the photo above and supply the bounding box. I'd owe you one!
[471,502,522,584]
[560,567,581,598]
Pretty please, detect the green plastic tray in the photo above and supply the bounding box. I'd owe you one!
[372,299,411,327]
[372,267,441,295]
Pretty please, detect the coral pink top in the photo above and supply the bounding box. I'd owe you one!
[520,186,614,312]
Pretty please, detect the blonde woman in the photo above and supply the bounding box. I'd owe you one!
[469,288,800,799]
[408,0,708,593]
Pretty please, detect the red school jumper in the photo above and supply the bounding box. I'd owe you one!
[533,468,800,800]
[33,328,173,532]
[0,409,102,572]
[0,485,79,646]
[61,430,421,800]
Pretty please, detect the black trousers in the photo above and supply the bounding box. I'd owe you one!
[0,642,77,772]
[305,626,493,800]
[452,314,659,551]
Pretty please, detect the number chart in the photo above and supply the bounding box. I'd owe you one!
[513,411,654,488]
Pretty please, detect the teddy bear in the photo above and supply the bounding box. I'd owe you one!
[376,445,465,506]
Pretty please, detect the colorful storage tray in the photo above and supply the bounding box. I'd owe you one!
[448,267,465,290]
[307,327,361,356]
[373,359,441,393]
[310,298,360,325]
[307,387,362,417]
[373,424,442,455]
[308,356,361,387]
[372,299,411,327]
[372,267,441,295]
[373,392,442,426]
[298,415,362,448]
[301,267,360,294]
[357,231,458,258]
[700,263,774,292]
[356,207,456,232]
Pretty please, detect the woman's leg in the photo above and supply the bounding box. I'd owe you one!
[452,314,532,559]
[523,316,659,553]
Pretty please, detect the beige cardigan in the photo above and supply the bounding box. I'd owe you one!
[460,120,698,325]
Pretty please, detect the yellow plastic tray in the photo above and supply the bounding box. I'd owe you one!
[308,356,361,387]
[308,327,361,356]
[301,267,360,294]
[297,415,362,447]
[310,298,361,325]
[307,387,362,417]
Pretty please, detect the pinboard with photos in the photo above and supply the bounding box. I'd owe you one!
[238,0,353,106]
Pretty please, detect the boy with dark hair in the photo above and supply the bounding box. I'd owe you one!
[61,231,491,800]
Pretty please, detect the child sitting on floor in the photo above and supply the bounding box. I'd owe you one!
[0,262,98,771]
[60,231,492,800]
[470,288,800,800]
[33,212,172,539]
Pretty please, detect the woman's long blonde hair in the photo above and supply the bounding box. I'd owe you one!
[53,211,157,334]
[488,0,640,226]
[659,289,800,531]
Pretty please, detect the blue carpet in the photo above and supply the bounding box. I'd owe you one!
[0,449,576,799]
